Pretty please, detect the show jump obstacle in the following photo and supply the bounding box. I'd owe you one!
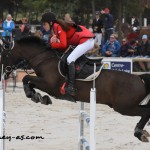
[79,64,97,150]
[0,65,6,150]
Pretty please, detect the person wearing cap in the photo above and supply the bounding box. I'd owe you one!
[140,34,150,53]
[92,11,103,47]
[101,8,114,44]
[135,34,150,71]
[2,14,15,42]
[41,12,95,96]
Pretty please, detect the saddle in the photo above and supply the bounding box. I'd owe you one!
[58,46,103,81]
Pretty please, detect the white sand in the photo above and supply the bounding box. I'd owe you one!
[3,82,150,150]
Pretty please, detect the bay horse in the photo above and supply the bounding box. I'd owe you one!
[1,36,150,142]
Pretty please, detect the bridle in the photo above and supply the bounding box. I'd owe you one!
[1,49,16,78]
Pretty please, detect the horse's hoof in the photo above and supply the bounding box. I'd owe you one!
[35,92,45,104]
[142,130,150,137]
[31,93,52,105]
[31,93,42,103]
[141,134,149,142]
[43,95,52,105]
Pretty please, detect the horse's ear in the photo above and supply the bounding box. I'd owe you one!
[1,38,9,45]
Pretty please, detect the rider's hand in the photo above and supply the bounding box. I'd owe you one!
[51,35,60,43]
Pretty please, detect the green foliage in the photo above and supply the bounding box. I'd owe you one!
[22,0,48,12]
[1,0,150,24]
[125,0,141,17]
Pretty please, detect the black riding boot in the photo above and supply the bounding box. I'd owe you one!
[65,62,76,96]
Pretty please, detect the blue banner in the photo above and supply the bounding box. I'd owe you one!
[110,61,132,73]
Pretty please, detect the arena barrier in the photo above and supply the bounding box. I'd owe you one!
[91,57,150,75]
[79,64,96,150]
[0,65,6,150]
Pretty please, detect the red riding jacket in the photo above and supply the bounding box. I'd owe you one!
[51,23,94,52]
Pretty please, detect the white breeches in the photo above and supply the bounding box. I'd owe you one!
[67,38,94,64]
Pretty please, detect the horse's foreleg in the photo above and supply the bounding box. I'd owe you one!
[22,75,52,105]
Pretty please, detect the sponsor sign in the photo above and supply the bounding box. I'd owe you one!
[102,58,132,73]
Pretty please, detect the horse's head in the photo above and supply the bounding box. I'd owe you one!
[0,44,21,80]
[0,35,57,79]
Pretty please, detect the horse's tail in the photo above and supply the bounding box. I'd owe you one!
[139,74,150,94]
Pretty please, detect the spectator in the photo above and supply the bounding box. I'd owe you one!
[120,38,129,57]
[127,39,139,57]
[19,17,30,36]
[127,27,139,42]
[86,43,101,57]
[131,16,139,28]
[92,11,103,47]
[138,34,150,71]
[139,35,150,57]
[2,14,15,42]
[0,19,2,25]
[39,24,52,44]
[76,16,84,25]
[88,19,93,32]
[64,13,74,23]
[82,14,89,28]
[101,8,114,44]
[102,34,120,57]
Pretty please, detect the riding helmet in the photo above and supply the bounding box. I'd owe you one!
[41,12,56,23]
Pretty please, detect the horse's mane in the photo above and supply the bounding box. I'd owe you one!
[16,36,47,48]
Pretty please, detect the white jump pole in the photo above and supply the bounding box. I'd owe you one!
[79,63,96,150]
[0,89,5,150]
[0,65,6,150]
[90,88,96,150]
[90,63,96,150]
[79,102,90,150]
[144,18,147,27]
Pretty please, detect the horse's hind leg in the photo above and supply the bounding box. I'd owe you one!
[22,75,52,105]
[134,115,150,142]
[133,107,150,142]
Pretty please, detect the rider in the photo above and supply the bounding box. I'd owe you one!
[41,12,95,96]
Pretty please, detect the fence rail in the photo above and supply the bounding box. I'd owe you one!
[90,57,150,62]
[91,57,150,75]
